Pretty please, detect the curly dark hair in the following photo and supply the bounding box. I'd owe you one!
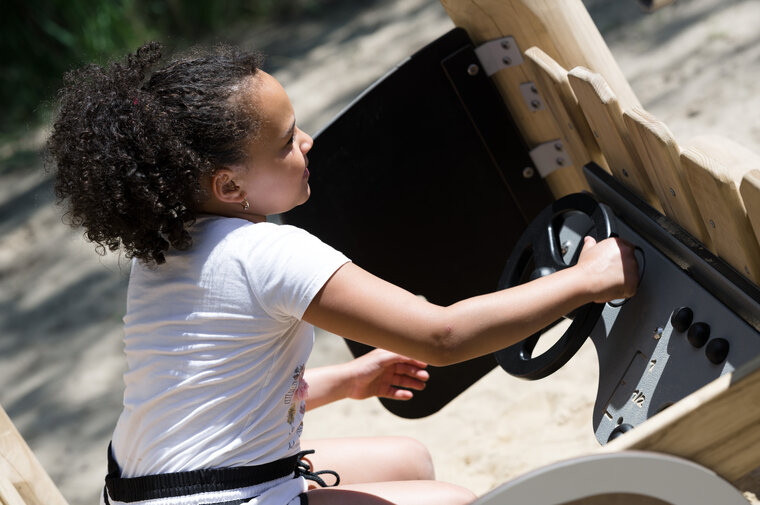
[47,41,263,264]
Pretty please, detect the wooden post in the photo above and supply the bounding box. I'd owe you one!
[0,477,26,505]
[623,107,712,247]
[524,47,609,183]
[742,170,760,251]
[681,136,760,284]
[440,0,640,198]
[567,67,661,210]
[0,406,68,505]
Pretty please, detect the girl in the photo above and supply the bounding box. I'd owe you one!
[47,42,638,505]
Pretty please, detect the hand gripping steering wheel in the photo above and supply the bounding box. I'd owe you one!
[494,193,616,380]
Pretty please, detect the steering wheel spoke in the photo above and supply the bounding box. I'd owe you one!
[494,193,615,380]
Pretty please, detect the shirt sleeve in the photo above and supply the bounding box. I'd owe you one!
[240,223,350,321]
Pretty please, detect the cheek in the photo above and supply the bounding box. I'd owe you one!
[248,168,304,207]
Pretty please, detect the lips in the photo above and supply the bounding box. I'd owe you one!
[303,166,310,179]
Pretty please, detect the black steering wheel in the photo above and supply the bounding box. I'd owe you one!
[494,193,616,380]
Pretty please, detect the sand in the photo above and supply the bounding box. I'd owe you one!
[1,0,759,504]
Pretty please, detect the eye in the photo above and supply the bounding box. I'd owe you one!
[284,130,296,149]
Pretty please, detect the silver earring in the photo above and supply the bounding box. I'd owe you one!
[241,198,250,211]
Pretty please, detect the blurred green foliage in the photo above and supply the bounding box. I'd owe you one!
[1,0,324,139]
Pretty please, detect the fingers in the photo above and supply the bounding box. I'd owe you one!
[381,372,427,401]
[576,235,641,302]
[386,388,415,401]
[350,349,430,401]
[394,363,430,382]
[391,371,428,390]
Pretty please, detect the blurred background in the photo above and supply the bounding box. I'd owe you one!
[2,0,341,138]
[2,1,760,505]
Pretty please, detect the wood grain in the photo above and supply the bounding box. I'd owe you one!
[599,355,760,483]
[0,407,68,505]
[741,170,760,256]
[0,476,26,505]
[525,46,607,190]
[440,0,640,197]
[681,135,760,284]
[567,67,661,209]
[623,106,711,247]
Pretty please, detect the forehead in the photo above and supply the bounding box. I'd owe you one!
[247,71,293,129]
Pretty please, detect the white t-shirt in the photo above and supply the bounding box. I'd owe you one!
[110,217,349,478]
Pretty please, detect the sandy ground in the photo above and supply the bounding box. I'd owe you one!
[2,0,760,504]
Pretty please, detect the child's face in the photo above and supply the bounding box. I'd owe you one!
[235,71,313,218]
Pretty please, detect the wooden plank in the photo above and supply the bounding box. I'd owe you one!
[524,46,608,189]
[599,354,760,483]
[681,135,760,285]
[623,107,712,247]
[742,170,760,253]
[0,476,26,505]
[567,67,661,210]
[0,407,68,505]
[440,0,641,198]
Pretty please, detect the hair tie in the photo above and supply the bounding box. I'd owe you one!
[132,98,138,105]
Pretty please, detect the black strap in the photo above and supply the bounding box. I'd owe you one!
[294,450,340,488]
[105,444,300,503]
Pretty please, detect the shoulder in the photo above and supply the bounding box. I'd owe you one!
[192,217,348,265]
[222,220,330,251]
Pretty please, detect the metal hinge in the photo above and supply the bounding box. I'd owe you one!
[473,36,523,76]
[529,140,573,178]
[520,82,545,111]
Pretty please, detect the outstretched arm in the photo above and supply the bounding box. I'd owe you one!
[303,236,638,366]
[304,349,429,410]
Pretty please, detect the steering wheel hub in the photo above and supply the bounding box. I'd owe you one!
[494,193,616,380]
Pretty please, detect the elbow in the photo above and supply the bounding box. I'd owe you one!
[425,323,462,366]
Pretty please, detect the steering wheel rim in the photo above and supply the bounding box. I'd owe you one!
[494,193,616,380]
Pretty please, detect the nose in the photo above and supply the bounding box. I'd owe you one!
[298,128,313,154]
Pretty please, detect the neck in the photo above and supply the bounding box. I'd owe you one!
[198,200,267,224]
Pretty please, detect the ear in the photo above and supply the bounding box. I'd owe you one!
[209,167,246,204]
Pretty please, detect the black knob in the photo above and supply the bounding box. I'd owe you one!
[705,338,730,364]
[608,423,634,442]
[687,322,710,348]
[670,307,693,333]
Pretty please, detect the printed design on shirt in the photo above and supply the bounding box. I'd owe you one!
[284,364,309,427]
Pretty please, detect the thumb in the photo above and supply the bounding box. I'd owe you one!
[583,236,597,248]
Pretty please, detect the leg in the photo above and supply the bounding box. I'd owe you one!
[300,437,435,484]
[305,481,477,505]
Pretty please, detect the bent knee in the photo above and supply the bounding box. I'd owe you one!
[427,482,477,505]
[393,436,435,480]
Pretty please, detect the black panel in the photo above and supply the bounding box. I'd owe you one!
[284,28,553,418]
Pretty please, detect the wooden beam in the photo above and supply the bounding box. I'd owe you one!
[524,46,608,191]
[0,407,68,505]
[681,136,760,285]
[741,169,760,253]
[439,0,640,198]
[567,67,661,210]
[0,477,26,505]
[623,107,712,247]
[599,355,760,483]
